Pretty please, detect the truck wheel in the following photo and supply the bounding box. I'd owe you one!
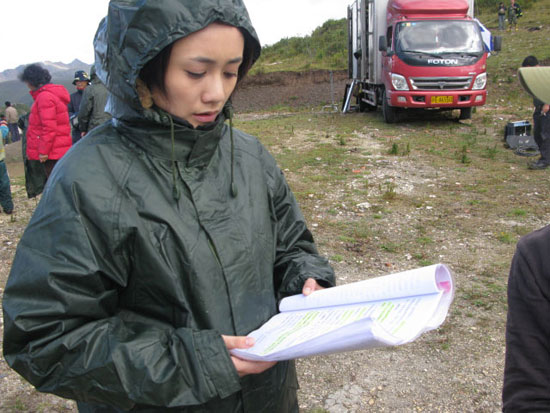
[382,91,398,123]
[459,107,472,120]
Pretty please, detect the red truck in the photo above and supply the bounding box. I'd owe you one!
[343,0,501,122]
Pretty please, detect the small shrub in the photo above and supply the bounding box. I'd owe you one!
[483,144,498,159]
[381,182,397,200]
[497,231,516,244]
[460,145,471,164]
[509,208,527,217]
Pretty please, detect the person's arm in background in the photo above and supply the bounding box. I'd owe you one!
[503,226,550,412]
[78,87,93,135]
[67,95,76,119]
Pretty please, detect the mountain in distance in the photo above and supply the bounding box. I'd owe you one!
[0,59,91,108]
[0,59,90,83]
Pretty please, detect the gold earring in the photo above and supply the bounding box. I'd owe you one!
[136,78,154,109]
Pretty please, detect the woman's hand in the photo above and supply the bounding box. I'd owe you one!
[302,277,325,296]
[222,335,276,377]
[39,154,48,163]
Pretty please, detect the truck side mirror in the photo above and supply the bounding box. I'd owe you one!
[492,35,502,52]
[378,35,387,52]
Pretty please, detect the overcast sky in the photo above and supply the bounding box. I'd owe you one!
[1,0,351,72]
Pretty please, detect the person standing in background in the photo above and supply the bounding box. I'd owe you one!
[4,101,20,142]
[18,112,47,198]
[18,64,72,179]
[507,0,521,32]
[68,70,90,143]
[521,56,550,169]
[0,118,8,145]
[0,120,14,214]
[78,65,112,137]
[498,3,507,30]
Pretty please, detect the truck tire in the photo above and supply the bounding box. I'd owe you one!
[382,91,398,123]
[459,107,472,120]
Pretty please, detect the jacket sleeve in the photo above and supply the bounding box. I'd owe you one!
[67,96,76,118]
[36,93,60,156]
[78,88,93,133]
[502,227,550,412]
[2,171,241,409]
[263,148,336,300]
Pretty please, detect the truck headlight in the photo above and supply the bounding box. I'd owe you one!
[472,73,487,90]
[391,73,409,91]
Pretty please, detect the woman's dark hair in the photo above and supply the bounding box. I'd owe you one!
[139,27,257,96]
[140,43,175,96]
[19,64,52,88]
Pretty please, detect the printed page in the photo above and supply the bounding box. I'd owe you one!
[231,289,445,361]
[280,264,451,312]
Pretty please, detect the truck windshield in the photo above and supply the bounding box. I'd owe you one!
[395,20,484,55]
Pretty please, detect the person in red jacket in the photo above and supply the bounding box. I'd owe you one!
[19,64,72,178]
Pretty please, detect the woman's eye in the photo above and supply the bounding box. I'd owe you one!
[186,71,205,79]
[224,72,238,78]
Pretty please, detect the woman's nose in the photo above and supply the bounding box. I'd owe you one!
[202,74,226,104]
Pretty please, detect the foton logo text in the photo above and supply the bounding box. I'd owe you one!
[427,59,459,65]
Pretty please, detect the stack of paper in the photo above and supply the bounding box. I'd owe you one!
[231,264,454,361]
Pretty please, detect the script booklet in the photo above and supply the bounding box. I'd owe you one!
[231,263,454,361]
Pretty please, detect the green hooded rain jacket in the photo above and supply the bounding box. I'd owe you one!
[2,1,335,412]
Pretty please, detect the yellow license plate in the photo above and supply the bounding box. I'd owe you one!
[431,96,454,104]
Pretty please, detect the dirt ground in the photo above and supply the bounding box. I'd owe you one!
[1,69,548,412]
[232,69,349,112]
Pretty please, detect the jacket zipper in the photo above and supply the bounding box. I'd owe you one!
[206,234,223,269]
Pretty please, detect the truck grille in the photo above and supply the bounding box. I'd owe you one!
[410,77,473,91]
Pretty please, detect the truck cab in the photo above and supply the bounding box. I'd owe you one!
[344,0,499,123]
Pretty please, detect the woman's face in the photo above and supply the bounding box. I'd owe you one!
[152,23,244,128]
[25,82,37,91]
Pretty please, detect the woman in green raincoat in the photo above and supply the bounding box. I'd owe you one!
[2,1,335,412]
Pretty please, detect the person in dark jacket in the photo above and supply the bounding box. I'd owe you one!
[68,69,91,144]
[503,67,550,411]
[0,121,13,214]
[498,2,507,30]
[78,65,112,137]
[521,56,550,170]
[2,1,336,412]
[502,225,550,411]
[19,64,72,178]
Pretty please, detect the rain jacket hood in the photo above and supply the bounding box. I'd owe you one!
[94,0,261,122]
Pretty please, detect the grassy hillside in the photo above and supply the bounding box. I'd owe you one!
[251,18,347,74]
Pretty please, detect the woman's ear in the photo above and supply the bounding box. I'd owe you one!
[136,77,154,109]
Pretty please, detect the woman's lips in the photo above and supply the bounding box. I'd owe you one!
[193,112,218,123]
